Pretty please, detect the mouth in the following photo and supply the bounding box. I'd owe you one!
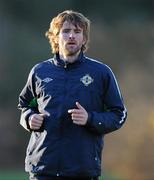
[67,41,76,45]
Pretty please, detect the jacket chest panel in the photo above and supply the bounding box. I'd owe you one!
[35,68,104,111]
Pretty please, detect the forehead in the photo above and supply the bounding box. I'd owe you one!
[61,21,83,30]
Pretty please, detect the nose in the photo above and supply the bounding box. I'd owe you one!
[69,31,75,39]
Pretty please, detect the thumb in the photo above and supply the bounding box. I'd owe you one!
[39,113,46,118]
[76,102,84,109]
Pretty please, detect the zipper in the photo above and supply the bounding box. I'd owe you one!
[64,61,67,68]
[57,69,68,176]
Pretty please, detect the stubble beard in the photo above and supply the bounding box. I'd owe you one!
[65,44,82,57]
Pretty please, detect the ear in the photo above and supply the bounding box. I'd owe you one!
[82,37,86,46]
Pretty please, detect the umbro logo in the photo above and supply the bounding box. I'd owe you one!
[42,77,53,83]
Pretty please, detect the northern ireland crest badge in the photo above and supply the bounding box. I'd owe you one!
[80,74,94,86]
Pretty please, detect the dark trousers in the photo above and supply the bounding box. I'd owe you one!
[29,174,99,180]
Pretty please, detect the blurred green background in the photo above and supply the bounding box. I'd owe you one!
[0,0,154,179]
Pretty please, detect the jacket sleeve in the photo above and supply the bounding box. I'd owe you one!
[86,66,127,135]
[18,67,39,131]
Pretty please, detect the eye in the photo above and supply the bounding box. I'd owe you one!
[75,29,81,33]
[62,29,70,33]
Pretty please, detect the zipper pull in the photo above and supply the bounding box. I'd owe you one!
[64,61,68,68]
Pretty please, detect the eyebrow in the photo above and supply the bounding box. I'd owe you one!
[62,27,82,31]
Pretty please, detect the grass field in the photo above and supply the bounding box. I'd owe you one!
[0,171,28,180]
[0,171,120,180]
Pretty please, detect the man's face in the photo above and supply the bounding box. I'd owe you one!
[58,21,86,57]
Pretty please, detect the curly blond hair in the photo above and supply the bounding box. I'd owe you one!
[45,10,90,54]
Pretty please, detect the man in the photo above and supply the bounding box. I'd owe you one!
[18,10,127,180]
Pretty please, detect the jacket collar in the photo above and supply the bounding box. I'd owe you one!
[53,51,85,68]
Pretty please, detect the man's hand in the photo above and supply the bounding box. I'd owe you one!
[29,114,44,130]
[68,102,88,125]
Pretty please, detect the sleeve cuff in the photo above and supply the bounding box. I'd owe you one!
[85,112,93,127]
